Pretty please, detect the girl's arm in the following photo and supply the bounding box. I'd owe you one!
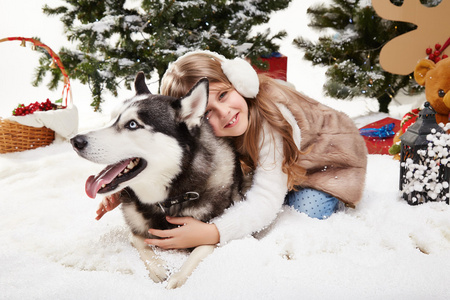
[96,193,121,220]
[212,121,289,244]
[145,124,288,249]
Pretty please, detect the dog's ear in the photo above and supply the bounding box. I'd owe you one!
[134,72,151,95]
[177,78,209,129]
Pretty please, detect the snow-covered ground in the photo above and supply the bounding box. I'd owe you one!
[1,1,450,299]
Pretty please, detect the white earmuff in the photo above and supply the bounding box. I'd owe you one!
[221,57,259,98]
[162,50,260,98]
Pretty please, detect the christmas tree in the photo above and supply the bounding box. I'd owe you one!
[293,0,439,113]
[35,0,290,111]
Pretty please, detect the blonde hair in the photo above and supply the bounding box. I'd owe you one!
[160,53,307,190]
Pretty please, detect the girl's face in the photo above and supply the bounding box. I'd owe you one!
[204,83,249,137]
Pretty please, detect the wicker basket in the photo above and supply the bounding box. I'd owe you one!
[0,118,55,153]
[0,37,72,154]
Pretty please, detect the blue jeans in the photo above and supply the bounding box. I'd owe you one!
[285,188,339,219]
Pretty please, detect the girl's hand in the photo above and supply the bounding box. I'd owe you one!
[145,216,220,249]
[95,193,121,220]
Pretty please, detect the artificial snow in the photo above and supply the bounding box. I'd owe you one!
[1,0,450,299]
[1,146,450,299]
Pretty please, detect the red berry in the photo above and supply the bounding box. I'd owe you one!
[12,98,58,116]
[436,43,442,50]
[429,54,435,60]
[443,54,448,59]
[426,48,433,55]
[435,57,441,63]
[434,50,441,57]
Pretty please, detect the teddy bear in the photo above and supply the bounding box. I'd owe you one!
[390,57,450,156]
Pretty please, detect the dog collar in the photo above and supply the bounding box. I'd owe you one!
[157,191,200,213]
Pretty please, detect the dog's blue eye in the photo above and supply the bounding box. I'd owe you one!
[126,120,139,130]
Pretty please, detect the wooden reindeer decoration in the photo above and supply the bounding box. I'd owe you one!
[372,0,450,75]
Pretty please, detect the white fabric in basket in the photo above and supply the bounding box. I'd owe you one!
[6,106,78,139]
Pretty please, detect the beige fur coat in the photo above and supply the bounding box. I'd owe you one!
[285,94,368,208]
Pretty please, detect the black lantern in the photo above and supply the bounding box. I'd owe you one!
[399,102,450,205]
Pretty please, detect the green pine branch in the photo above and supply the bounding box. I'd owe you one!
[293,0,428,113]
[37,0,291,111]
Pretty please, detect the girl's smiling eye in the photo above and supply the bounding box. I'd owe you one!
[219,91,227,100]
[204,110,211,120]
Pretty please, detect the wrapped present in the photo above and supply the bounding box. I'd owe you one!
[359,117,401,154]
[400,108,420,133]
[253,52,287,81]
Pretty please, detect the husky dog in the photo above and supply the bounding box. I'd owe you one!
[71,72,244,288]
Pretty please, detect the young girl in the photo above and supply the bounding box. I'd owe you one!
[97,51,367,249]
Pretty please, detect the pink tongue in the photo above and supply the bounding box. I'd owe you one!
[85,159,133,199]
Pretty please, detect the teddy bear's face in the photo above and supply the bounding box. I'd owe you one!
[414,58,450,115]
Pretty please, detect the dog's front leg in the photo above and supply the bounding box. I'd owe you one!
[130,234,168,283]
[166,244,215,289]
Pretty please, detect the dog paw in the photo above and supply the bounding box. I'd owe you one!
[166,273,188,289]
[145,260,168,283]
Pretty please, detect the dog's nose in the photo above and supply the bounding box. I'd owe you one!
[71,135,88,151]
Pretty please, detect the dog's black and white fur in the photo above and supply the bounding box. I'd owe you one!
[71,72,244,288]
